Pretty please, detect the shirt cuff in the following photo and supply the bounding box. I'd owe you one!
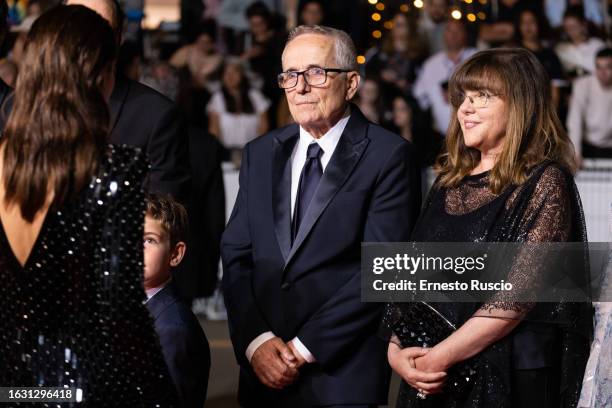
[246,332,275,363]
[291,337,316,363]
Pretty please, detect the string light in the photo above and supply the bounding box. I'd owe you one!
[368,0,378,4]
[376,2,385,10]
[384,20,393,30]
[413,0,424,8]
[399,4,409,12]
[372,30,382,38]
[357,55,366,64]
[464,0,473,3]
[371,12,381,21]
[451,9,462,19]
[477,12,486,20]
[467,13,476,22]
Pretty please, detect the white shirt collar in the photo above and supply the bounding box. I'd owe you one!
[145,278,171,301]
[297,114,350,160]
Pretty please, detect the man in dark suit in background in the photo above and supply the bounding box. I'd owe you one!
[66,0,190,201]
[222,25,420,407]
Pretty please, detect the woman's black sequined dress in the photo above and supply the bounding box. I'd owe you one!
[385,162,592,408]
[0,145,177,407]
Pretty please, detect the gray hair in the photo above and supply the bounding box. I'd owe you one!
[284,25,358,71]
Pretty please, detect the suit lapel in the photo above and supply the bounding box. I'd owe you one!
[272,125,299,262]
[284,109,370,269]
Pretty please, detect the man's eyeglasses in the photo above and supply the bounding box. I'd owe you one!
[450,91,499,109]
[277,67,351,89]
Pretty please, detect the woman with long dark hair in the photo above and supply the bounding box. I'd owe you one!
[0,6,177,406]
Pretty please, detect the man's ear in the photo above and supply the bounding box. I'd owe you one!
[345,71,361,101]
[169,241,186,267]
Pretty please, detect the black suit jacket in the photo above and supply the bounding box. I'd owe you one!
[109,76,190,201]
[146,282,211,408]
[174,126,226,299]
[221,107,421,406]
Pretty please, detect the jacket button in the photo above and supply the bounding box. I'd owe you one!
[281,282,291,291]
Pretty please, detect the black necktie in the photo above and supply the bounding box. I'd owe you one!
[292,143,323,242]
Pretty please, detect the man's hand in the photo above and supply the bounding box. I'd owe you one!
[251,337,299,389]
[287,340,308,369]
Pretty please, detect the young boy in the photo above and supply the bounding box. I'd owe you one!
[144,193,210,408]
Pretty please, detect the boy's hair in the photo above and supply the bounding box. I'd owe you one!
[146,193,188,248]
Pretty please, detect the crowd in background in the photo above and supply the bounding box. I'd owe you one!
[2,0,611,168]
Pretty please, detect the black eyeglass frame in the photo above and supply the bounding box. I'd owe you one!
[277,67,352,89]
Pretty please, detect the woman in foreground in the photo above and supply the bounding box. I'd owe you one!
[0,6,177,406]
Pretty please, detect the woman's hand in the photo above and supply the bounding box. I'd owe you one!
[413,346,452,394]
[388,342,447,395]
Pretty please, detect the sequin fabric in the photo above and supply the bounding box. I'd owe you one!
[0,145,178,407]
[383,161,592,408]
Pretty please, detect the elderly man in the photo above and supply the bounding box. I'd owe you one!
[222,25,420,407]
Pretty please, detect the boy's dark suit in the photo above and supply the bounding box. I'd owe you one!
[146,282,211,408]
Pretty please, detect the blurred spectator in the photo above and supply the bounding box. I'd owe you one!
[366,12,427,94]
[170,29,222,90]
[567,48,612,162]
[418,0,448,54]
[117,41,143,82]
[207,59,270,156]
[413,19,476,135]
[391,93,439,167]
[0,60,16,88]
[26,0,41,16]
[479,0,538,47]
[356,78,386,124]
[242,1,286,127]
[218,0,250,54]
[182,0,217,45]
[555,6,606,77]
[203,0,221,20]
[298,0,325,26]
[391,94,415,142]
[9,14,36,67]
[141,60,180,101]
[545,0,605,28]
[514,8,565,109]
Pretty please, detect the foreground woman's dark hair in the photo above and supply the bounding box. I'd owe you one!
[2,5,116,221]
